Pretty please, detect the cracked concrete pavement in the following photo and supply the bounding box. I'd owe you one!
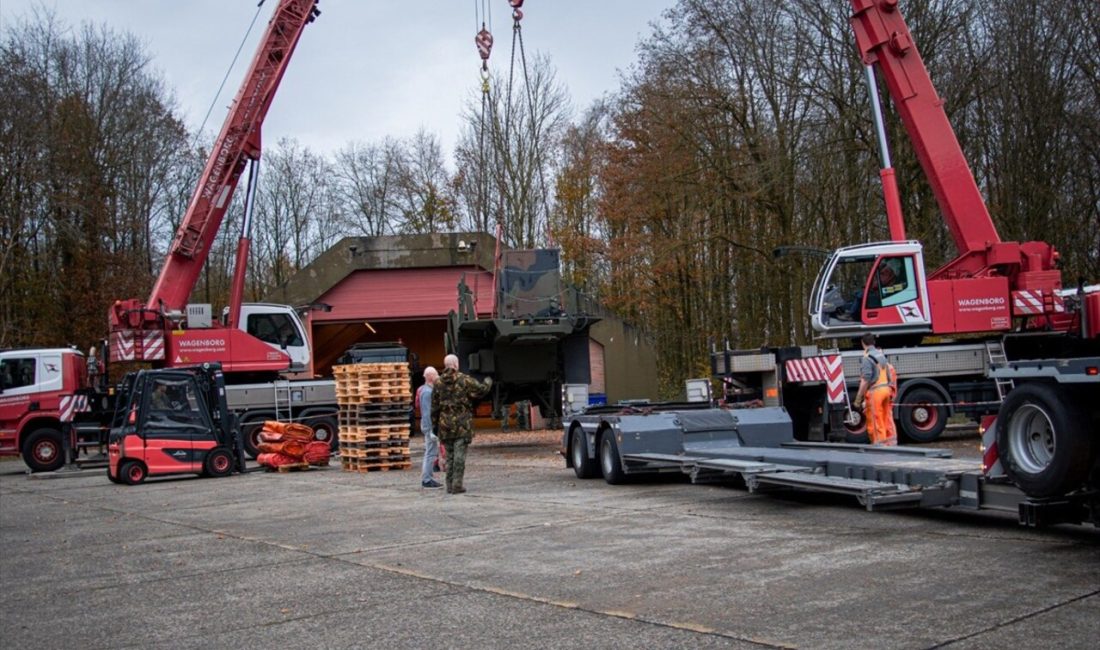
[1,431,1097,649]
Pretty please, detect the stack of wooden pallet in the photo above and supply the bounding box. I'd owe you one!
[334,362,412,472]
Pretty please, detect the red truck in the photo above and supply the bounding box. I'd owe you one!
[0,347,111,472]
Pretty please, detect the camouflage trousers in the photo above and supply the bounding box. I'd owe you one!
[441,438,470,491]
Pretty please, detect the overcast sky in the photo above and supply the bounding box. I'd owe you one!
[1,0,675,159]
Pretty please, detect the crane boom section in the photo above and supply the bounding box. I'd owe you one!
[849,0,999,257]
[147,0,319,312]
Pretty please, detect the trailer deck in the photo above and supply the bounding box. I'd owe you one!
[567,405,1097,527]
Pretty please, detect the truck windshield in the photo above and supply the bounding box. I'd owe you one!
[247,313,304,347]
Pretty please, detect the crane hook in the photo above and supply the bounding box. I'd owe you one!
[475,25,494,69]
[510,0,524,22]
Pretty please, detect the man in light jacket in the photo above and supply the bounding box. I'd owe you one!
[418,366,443,488]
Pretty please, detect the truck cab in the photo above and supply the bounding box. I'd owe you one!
[236,303,311,373]
[0,348,87,471]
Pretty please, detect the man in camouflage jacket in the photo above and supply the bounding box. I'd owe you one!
[431,354,492,493]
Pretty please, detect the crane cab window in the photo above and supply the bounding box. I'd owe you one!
[247,313,303,348]
[821,257,876,323]
[866,256,917,309]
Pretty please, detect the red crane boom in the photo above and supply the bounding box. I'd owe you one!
[109,0,320,370]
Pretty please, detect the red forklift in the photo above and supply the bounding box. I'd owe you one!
[108,363,247,485]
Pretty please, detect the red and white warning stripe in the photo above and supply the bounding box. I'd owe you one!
[142,330,165,360]
[1012,290,1065,315]
[111,330,135,361]
[785,355,846,404]
[980,416,1003,477]
[59,394,89,423]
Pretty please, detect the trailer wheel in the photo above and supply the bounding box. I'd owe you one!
[203,448,235,478]
[570,426,598,479]
[23,427,65,473]
[119,460,147,486]
[598,430,626,485]
[997,383,1094,498]
[898,387,948,443]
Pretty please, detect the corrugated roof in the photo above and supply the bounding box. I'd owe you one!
[313,267,496,321]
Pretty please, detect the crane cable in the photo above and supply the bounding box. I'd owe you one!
[474,0,495,234]
[506,1,553,247]
[195,1,267,143]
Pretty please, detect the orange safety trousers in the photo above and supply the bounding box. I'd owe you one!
[865,385,897,446]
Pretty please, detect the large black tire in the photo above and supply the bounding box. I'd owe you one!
[241,417,267,459]
[898,387,949,443]
[842,409,870,444]
[203,448,235,478]
[570,425,599,479]
[23,427,65,473]
[119,460,147,486]
[308,415,339,452]
[996,383,1095,498]
[598,430,627,485]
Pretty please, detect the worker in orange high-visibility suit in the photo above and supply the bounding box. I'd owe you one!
[853,332,897,446]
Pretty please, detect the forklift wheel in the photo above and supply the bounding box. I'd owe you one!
[203,448,235,478]
[119,460,147,486]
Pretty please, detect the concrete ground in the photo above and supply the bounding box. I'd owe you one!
[1,430,1097,650]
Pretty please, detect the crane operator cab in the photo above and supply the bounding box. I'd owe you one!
[810,241,932,337]
[236,304,311,372]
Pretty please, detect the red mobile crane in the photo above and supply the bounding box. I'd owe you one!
[713,0,1098,457]
[568,0,1097,524]
[808,0,1089,339]
[1,1,343,473]
[108,0,321,374]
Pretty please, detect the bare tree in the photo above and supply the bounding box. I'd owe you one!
[0,9,186,348]
[249,137,331,297]
[392,129,457,234]
[455,53,571,247]
[333,138,401,237]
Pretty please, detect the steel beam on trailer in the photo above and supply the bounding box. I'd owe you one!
[781,441,954,458]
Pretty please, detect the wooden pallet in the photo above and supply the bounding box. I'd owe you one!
[338,447,405,459]
[334,362,409,375]
[339,429,393,443]
[269,462,312,473]
[340,457,412,472]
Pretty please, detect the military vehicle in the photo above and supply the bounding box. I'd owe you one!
[446,249,598,422]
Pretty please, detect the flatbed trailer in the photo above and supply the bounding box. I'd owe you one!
[563,404,1098,528]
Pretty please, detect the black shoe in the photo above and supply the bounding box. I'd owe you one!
[452,486,466,494]
[421,479,443,489]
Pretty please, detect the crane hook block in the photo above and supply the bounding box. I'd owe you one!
[476,27,494,62]
[509,0,524,7]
